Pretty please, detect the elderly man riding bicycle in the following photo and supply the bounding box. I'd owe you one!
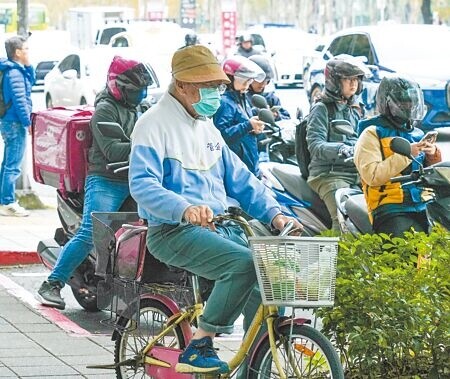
[128,45,302,375]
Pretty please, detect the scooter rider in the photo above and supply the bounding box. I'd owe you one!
[354,76,441,236]
[247,54,291,121]
[213,55,266,177]
[236,33,259,58]
[129,45,303,375]
[306,56,366,231]
[37,56,153,310]
[184,31,198,47]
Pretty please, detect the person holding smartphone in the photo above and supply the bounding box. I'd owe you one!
[354,76,441,236]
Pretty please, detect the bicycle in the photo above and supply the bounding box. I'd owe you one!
[89,208,344,379]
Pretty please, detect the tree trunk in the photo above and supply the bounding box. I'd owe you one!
[421,0,433,24]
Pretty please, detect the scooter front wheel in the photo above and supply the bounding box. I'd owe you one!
[248,323,344,379]
[114,298,188,379]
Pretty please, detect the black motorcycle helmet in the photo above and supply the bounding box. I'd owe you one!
[238,33,253,51]
[249,55,274,81]
[185,31,198,46]
[324,55,366,99]
[106,56,153,107]
[376,76,426,130]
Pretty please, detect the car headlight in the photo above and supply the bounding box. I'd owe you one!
[446,81,450,109]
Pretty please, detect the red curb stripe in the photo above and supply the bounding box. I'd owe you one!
[0,251,40,265]
[0,273,92,337]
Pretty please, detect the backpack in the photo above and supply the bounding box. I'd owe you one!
[0,68,12,118]
[295,101,335,180]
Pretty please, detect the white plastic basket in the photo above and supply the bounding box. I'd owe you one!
[249,236,339,307]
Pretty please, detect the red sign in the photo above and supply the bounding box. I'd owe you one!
[221,11,237,56]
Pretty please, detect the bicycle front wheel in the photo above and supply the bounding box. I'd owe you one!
[115,298,187,379]
[248,323,343,379]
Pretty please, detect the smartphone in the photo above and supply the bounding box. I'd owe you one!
[420,131,438,144]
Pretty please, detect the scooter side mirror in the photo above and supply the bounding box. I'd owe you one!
[251,94,269,109]
[390,137,412,157]
[97,122,129,140]
[331,120,356,137]
[436,126,450,143]
[258,108,276,125]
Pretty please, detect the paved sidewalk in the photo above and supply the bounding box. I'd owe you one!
[0,283,116,378]
[0,196,59,264]
[0,275,241,378]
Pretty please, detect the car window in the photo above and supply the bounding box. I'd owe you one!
[251,33,265,47]
[327,35,354,57]
[98,27,127,45]
[57,54,81,78]
[73,55,81,78]
[57,54,74,73]
[351,34,374,65]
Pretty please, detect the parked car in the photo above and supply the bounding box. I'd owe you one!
[43,47,163,108]
[244,27,320,88]
[34,59,59,90]
[304,24,450,130]
[268,29,319,88]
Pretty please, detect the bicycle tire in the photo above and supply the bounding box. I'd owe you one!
[248,323,343,379]
[114,298,187,379]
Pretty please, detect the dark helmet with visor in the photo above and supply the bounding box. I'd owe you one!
[376,76,426,129]
[324,55,368,98]
[106,55,153,107]
[238,33,253,44]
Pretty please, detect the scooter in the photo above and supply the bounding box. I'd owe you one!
[36,122,135,311]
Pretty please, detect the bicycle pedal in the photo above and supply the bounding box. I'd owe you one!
[194,374,221,379]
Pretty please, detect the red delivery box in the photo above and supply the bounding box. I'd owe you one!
[31,106,94,196]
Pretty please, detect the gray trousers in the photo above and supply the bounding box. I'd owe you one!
[146,222,262,334]
[308,172,360,231]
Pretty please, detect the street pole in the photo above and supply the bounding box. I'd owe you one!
[17,0,28,37]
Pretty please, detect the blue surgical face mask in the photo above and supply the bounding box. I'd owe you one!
[192,87,221,117]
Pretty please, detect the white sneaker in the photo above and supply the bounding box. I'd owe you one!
[0,202,30,217]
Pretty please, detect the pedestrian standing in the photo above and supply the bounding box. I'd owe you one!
[0,35,35,217]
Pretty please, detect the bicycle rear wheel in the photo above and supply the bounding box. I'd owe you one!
[115,298,187,379]
[248,323,343,379]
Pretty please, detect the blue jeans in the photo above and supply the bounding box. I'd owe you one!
[49,175,130,285]
[147,222,262,335]
[0,121,27,205]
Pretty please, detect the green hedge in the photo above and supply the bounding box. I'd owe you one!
[316,227,449,378]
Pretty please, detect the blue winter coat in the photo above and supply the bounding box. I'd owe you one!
[0,58,35,127]
[213,90,260,176]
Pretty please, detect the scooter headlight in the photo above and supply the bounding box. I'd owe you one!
[435,167,450,184]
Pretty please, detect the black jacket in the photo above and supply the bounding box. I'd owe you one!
[87,89,138,180]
